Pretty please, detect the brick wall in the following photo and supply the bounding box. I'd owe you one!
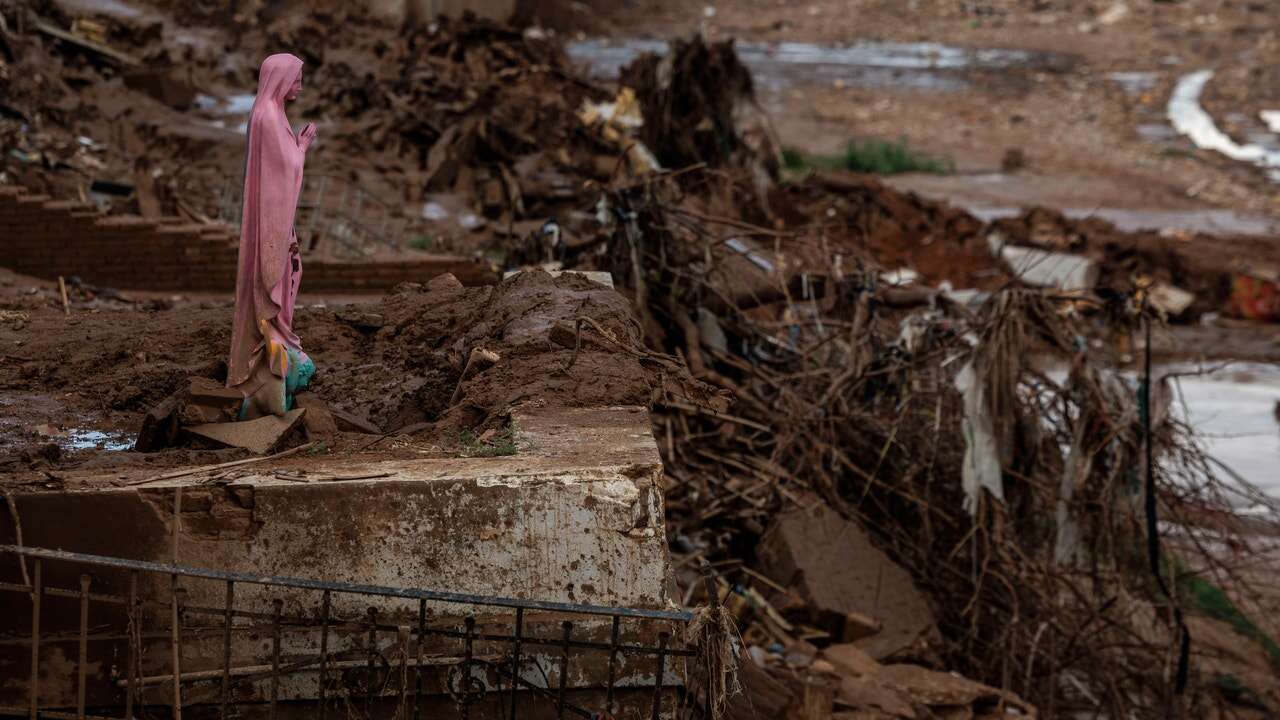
[0,185,497,292]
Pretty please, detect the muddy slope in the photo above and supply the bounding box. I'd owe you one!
[0,269,712,483]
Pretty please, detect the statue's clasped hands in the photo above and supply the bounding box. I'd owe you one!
[299,122,317,152]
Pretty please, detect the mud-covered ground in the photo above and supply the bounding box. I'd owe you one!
[0,267,710,486]
[573,0,1280,233]
[6,0,1280,482]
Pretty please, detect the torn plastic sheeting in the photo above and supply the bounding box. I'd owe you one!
[955,361,1004,515]
[1054,382,1106,564]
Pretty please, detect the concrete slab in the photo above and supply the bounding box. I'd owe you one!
[4,406,670,610]
[758,503,938,661]
[0,406,679,714]
[185,407,306,454]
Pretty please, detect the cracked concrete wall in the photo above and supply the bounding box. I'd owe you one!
[0,407,679,712]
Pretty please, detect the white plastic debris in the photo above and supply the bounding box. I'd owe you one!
[955,361,1004,515]
[1169,70,1280,181]
[421,201,450,221]
[1261,110,1280,134]
[880,268,920,287]
[1148,283,1195,316]
[998,244,1098,292]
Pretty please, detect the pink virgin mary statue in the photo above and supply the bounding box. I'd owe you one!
[227,53,318,418]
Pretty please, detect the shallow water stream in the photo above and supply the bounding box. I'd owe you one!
[567,37,1048,92]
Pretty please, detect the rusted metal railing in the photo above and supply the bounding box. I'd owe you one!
[0,544,709,719]
[218,173,410,257]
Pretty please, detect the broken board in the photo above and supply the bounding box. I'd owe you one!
[757,503,939,660]
[186,408,306,455]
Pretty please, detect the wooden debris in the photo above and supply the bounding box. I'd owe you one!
[32,19,139,66]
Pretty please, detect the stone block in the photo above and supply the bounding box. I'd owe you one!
[178,377,243,426]
[293,392,339,437]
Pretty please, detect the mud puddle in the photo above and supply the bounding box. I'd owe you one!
[1165,363,1280,510]
[568,38,1056,92]
[1049,364,1280,509]
[891,172,1278,236]
[63,429,134,451]
[52,0,155,22]
[193,94,253,134]
[969,201,1278,236]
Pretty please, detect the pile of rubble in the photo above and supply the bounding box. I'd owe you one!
[287,13,614,233]
[7,5,1280,717]
[560,37,1279,717]
[592,170,1280,717]
[714,504,1036,719]
[5,0,1277,314]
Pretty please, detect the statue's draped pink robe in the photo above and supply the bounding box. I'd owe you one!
[227,53,307,395]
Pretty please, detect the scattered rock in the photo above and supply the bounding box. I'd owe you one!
[177,377,244,426]
[330,407,383,435]
[822,644,881,678]
[426,272,466,294]
[835,675,915,718]
[134,392,181,453]
[293,392,339,437]
[335,309,386,332]
[875,664,1026,712]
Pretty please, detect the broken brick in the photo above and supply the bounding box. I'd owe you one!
[134,391,181,453]
[178,377,243,426]
[293,392,339,437]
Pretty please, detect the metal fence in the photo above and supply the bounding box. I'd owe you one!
[216,174,413,258]
[0,545,708,720]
